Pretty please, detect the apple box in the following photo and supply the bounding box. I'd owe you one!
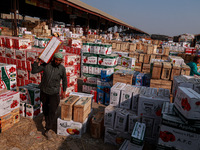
[0,64,16,80]
[128,111,139,134]
[120,85,135,110]
[131,122,146,146]
[82,53,98,65]
[15,38,31,50]
[110,82,126,106]
[174,87,200,124]
[158,114,200,150]
[15,49,27,60]
[17,69,29,80]
[104,127,131,146]
[25,104,41,119]
[98,54,118,67]
[121,56,136,69]
[114,108,129,132]
[99,44,112,55]
[0,91,20,115]
[20,102,26,117]
[104,105,116,128]
[63,53,77,66]
[57,117,88,138]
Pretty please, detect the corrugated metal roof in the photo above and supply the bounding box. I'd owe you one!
[57,0,148,35]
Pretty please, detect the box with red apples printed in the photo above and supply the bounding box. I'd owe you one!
[158,113,200,150]
[174,87,200,125]
[0,90,20,116]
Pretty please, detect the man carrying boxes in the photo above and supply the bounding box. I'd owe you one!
[31,52,67,140]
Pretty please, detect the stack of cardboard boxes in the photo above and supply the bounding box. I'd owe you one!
[0,89,20,133]
[158,86,200,150]
[18,83,41,119]
[104,82,170,145]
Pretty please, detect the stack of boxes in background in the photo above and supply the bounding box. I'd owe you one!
[81,42,118,105]
[58,92,93,138]
[104,82,170,146]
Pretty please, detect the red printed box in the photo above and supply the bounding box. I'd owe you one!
[15,49,27,60]
[67,75,77,87]
[62,53,77,66]
[14,38,31,50]
[17,69,29,80]
[66,66,75,76]
[0,47,6,57]
[5,48,15,58]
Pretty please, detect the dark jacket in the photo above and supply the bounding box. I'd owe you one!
[31,61,67,95]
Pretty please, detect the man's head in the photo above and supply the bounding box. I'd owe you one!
[53,53,63,66]
[193,56,200,64]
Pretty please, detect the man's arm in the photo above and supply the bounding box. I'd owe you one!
[31,59,45,74]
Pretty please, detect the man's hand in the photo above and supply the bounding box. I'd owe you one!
[62,92,66,99]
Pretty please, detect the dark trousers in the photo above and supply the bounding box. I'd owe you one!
[40,91,60,131]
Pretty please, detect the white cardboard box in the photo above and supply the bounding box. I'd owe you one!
[57,117,88,138]
[120,85,135,109]
[174,87,200,123]
[114,108,129,132]
[104,105,116,128]
[110,82,126,106]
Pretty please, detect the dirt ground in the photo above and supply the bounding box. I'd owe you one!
[0,103,118,150]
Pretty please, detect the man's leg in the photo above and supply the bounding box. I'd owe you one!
[40,91,50,130]
[47,93,60,130]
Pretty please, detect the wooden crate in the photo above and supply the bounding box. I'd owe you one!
[147,45,153,54]
[152,62,162,79]
[153,45,157,54]
[150,79,172,92]
[113,72,133,85]
[181,65,191,76]
[139,54,144,63]
[150,54,156,62]
[161,62,172,80]
[170,64,181,80]
[135,62,143,72]
[61,95,80,121]
[129,43,136,52]
[143,44,148,53]
[143,54,150,64]
[116,43,121,51]
[163,47,170,56]
[112,42,116,49]
[162,56,168,60]
[73,97,92,123]
[90,111,104,139]
[136,43,142,50]
[142,63,151,73]
[155,55,162,59]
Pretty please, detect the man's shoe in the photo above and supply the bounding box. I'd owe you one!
[44,130,54,141]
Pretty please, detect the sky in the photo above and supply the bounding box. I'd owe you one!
[80,0,200,36]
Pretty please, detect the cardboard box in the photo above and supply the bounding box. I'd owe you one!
[131,122,146,146]
[158,114,200,150]
[57,117,88,138]
[171,64,181,80]
[61,95,80,121]
[128,111,139,134]
[110,82,126,106]
[104,127,131,146]
[174,87,200,124]
[120,56,136,69]
[131,86,141,113]
[114,108,129,132]
[104,105,116,128]
[98,54,118,67]
[39,37,62,63]
[20,102,26,117]
[63,53,77,66]
[120,85,135,109]
[135,73,145,86]
[73,97,92,123]
[0,64,16,80]
[25,104,41,119]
